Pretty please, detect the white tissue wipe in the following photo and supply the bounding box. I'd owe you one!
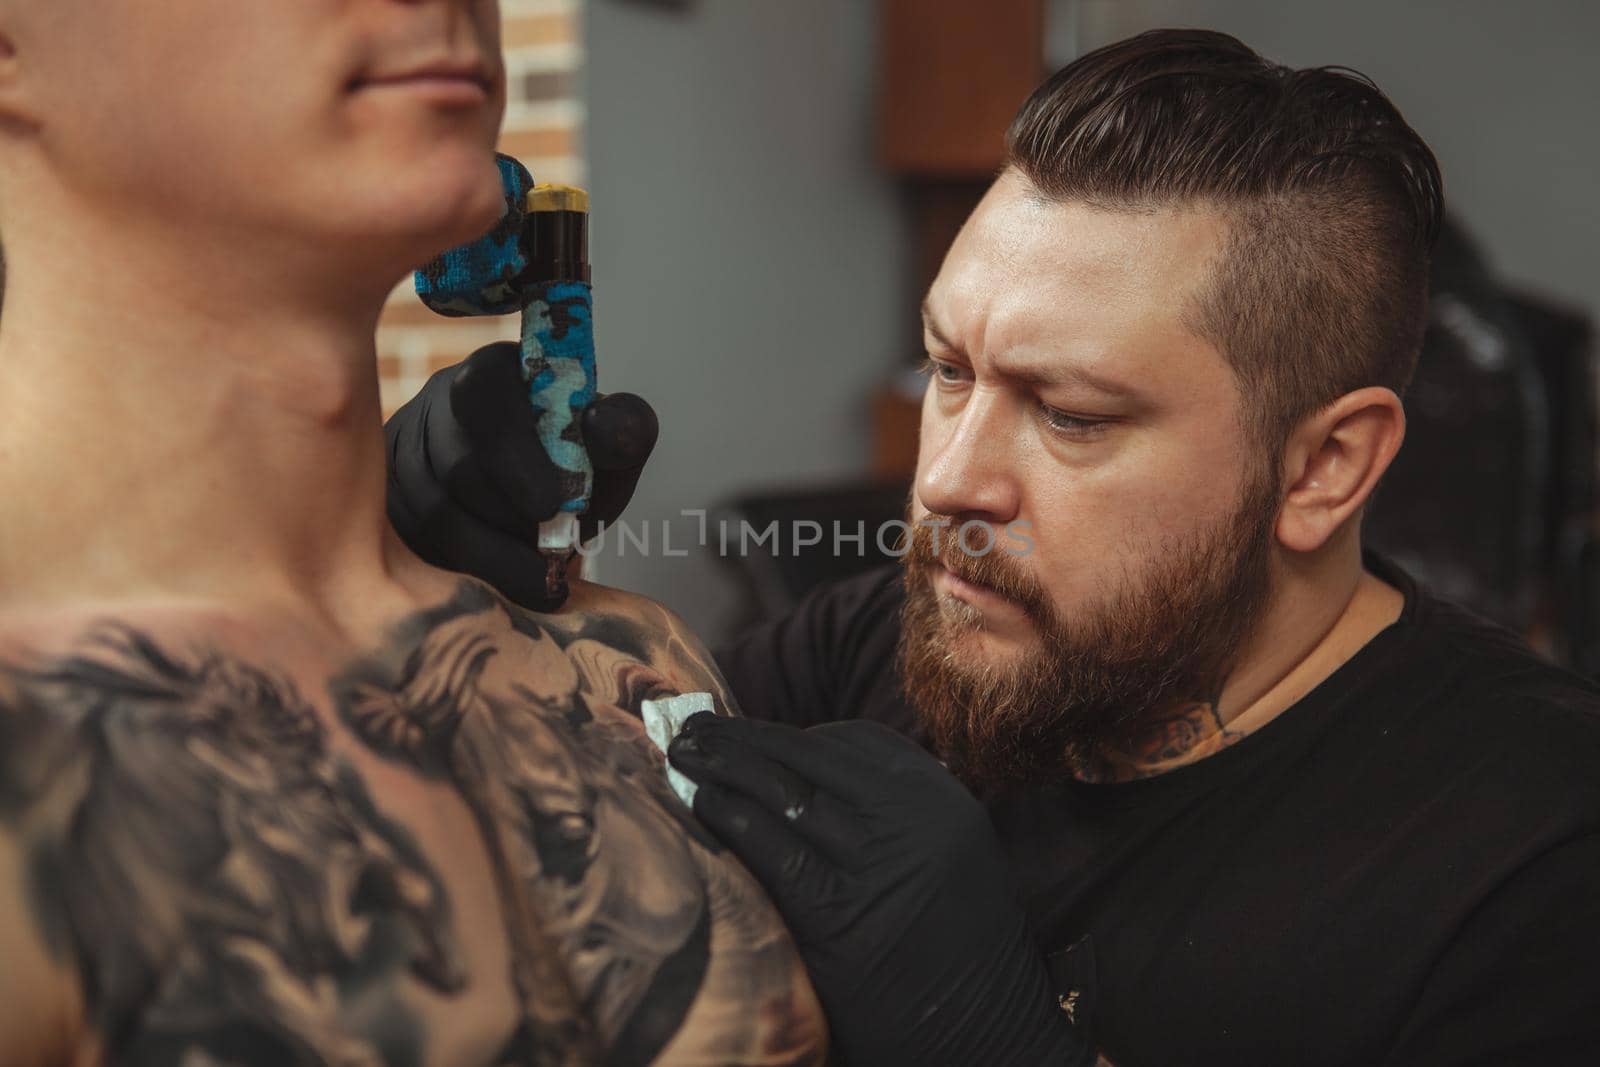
[641,691,715,808]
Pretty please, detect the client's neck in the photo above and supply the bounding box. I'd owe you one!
[0,185,429,628]
[1080,533,1404,783]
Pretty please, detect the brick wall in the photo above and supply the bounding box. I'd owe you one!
[377,0,585,416]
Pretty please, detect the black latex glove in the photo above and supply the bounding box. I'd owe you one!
[385,341,658,611]
[667,714,1093,1067]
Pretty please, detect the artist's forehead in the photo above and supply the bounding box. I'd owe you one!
[948,173,1223,301]
[927,175,1230,372]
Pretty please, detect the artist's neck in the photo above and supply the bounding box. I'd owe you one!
[1080,531,1403,783]
[0,200,430,628]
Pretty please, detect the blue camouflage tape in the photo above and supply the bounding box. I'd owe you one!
[522,280,596,513]
[413,155,535,317]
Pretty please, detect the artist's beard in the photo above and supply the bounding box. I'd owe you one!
[897,469,1280,795]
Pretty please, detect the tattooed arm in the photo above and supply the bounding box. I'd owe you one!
[333,577,827,1063]
[310,576,826,1063]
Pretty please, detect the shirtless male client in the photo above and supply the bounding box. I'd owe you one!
[0,2,831,1064]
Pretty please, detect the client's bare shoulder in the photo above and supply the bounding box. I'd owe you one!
[331,576,826,1064]
[0,586,826,1066]
[543,578,740,708]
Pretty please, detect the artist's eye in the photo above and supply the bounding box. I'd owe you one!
[919,356,972,387]
[1038,403,1110,438]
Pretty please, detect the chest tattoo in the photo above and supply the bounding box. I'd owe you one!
[0,582,821,1066]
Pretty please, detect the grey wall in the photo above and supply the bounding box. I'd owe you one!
[1070,0,1600,318]
[582,0,908,642]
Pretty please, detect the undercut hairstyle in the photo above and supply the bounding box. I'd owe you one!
[1006,29,1443,452]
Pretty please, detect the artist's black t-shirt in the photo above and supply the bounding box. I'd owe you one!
[715,559,1600,1066]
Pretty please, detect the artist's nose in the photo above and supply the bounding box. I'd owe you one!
[916,389,1022,524]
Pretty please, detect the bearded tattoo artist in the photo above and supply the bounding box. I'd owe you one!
[391,31,1600,1067]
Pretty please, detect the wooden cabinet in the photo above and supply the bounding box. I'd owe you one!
[878,0,1046,177]
[873,0,1047,480]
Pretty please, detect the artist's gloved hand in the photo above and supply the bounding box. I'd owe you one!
[385,341,658,611]
[667,714,1092,1067]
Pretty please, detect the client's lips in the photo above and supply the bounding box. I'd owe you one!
[354,60,495,94]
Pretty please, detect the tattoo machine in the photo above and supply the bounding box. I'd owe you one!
[415,154,596,604]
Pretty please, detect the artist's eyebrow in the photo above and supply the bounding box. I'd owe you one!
[921,298,1142,401]
[993,358,1143,401]
[920,299,962,354]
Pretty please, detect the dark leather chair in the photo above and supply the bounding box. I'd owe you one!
[1367,217,1597,672]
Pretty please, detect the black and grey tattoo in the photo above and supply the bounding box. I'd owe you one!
[0,582,825,1066]
[0,625,463,1066]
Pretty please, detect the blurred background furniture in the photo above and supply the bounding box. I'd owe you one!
[1365,219,1598,671]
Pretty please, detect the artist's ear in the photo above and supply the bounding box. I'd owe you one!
[1275,387,1405,554]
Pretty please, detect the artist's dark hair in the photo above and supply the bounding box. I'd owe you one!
[1006,29,1443,450]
